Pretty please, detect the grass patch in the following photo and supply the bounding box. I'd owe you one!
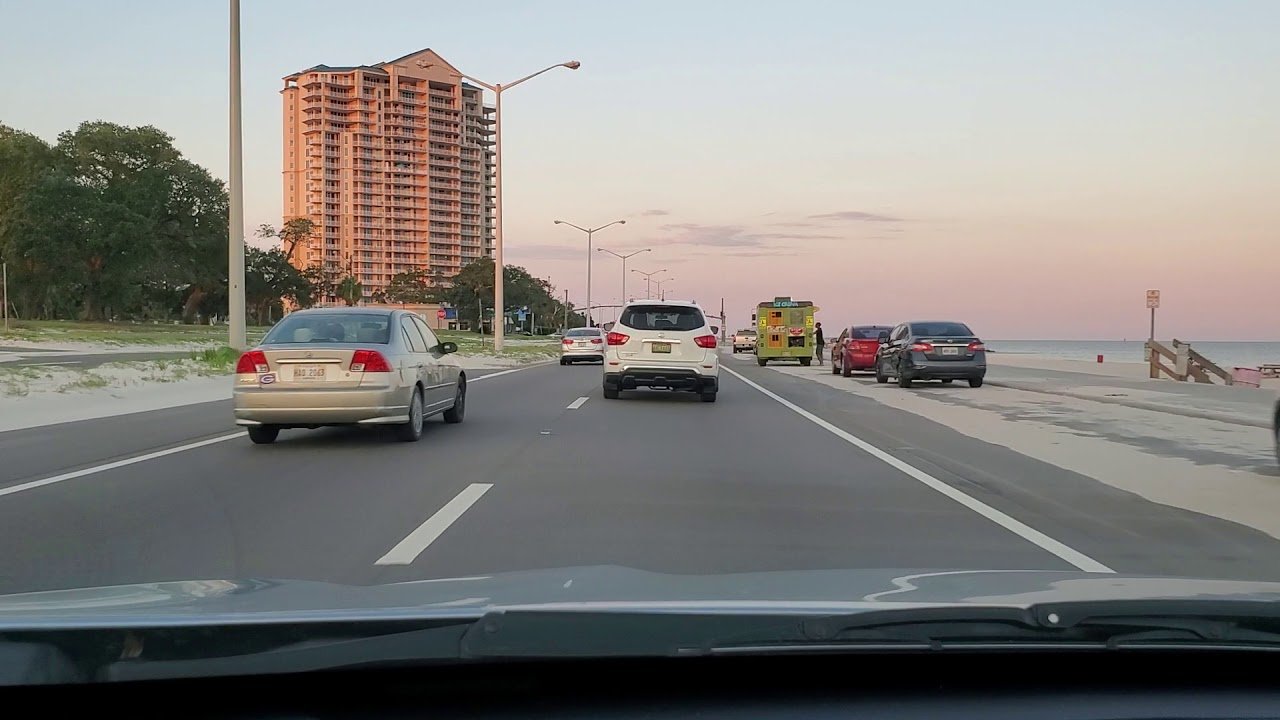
[0,365,47,397]
[190,346,240,373]
[56,372,110,393]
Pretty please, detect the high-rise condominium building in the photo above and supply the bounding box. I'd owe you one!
[281,48,495,304]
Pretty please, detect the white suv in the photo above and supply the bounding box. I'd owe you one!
[603,300,720,402]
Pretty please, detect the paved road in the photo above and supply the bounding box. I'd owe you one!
[0,349,195,369]
[3,355,1280,595]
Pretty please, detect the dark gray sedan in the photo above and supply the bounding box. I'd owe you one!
[875,321,987,388]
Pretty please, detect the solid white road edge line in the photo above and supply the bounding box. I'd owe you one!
[0,432,247,499]
[375,483,494,565]
[468,363,548,383]
[721,366,1115,574]
[566,396,590,410]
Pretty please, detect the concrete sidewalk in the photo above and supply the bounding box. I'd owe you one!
[988,364,1278,429]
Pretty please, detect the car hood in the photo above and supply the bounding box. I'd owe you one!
[4,566,1280,629]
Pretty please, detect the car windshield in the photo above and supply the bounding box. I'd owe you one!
[262,313,392,344]
[5,0,1280,686]
[911,322,974,337]
[619,305,705,331]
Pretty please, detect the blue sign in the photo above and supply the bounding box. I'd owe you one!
[443,308,457,320]
[517,310,527,321]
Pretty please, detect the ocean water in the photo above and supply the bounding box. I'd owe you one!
[988,341,1280,369]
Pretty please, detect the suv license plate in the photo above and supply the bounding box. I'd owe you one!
[293,364,327,380]
[651,342,672,353]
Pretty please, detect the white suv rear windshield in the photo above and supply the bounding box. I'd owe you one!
[620,305,705,332]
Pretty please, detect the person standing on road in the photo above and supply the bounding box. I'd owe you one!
[814,322,825,365]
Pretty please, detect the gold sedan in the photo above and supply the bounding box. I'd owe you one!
[233,308,465,444]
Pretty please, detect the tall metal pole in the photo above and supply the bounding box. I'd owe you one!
[1149,307,1155,344]
[492,89,505,349]
[227,0,246,349]
[2,262,8,331]
[585,228,593,327]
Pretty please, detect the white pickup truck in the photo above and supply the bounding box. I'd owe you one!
[732,329,758,354]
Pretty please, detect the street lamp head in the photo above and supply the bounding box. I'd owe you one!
[563,61,582,70]
[553,220,564,225]
[618,219,627,225]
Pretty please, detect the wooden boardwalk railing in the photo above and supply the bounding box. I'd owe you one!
[1146,339,1234,385]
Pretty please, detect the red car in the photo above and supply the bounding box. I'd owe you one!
[832,325,894,377]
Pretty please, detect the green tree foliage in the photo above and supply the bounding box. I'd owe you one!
[372,268,442,305]
[337,275,363,307]
[256,218,315,262]
[438,258,584,332]
[0,121,228,322]
[245,246,312,324]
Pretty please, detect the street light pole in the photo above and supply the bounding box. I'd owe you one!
[631,268,668,300]
[227,0,246,349]
[654,277,675,301]
[553,219,625,327]
[597,247,650,304]
[421,61,580,351]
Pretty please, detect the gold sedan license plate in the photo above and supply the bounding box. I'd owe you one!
[651,342,672,353]
[293,364,327,381]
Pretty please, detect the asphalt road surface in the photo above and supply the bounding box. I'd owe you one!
[3,354,1280,596]
[0,349,194,369]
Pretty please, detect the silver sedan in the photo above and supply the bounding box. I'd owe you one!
[233,308,465,444]
[560,327,606,365]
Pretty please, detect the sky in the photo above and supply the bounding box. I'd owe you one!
[2,0,1277,339]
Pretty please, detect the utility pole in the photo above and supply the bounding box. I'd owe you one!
[720,297,726,344]
[2,262,8,331]
[227,0,247,350]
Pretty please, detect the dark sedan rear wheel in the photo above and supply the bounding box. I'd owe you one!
[940,379,953,385]
[969,376,984,388]
[897,362,913,388]
[875,361,889,384]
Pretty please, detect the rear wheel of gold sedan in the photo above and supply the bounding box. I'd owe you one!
[247,426,279,445]
[396,389,425,442]
[443,379,466,424]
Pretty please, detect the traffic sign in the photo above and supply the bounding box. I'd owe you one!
[436,309,446,319]
[1146,290,1160,309]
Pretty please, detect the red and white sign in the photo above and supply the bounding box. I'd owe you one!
[1146,290,1160,309]
[437,309,446,319]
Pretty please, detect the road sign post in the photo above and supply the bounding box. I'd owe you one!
[1145,290,1161,369]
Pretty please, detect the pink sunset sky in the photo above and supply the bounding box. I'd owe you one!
[3,0,1277,339]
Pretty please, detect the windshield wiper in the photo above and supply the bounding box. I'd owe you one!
[704,600,1280,654]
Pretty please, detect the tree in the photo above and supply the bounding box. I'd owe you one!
[437,258,570,332]
[257,218,315,262]
[374,268,441,305]
[1,122,228,322]
[337,275,363,306]
[245,246,312,324]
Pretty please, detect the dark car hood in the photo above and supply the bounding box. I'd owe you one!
[4,566,1280,629]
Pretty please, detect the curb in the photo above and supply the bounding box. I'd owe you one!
[986,380,1270,429]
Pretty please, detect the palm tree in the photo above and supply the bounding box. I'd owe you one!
[337,276,363,307]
